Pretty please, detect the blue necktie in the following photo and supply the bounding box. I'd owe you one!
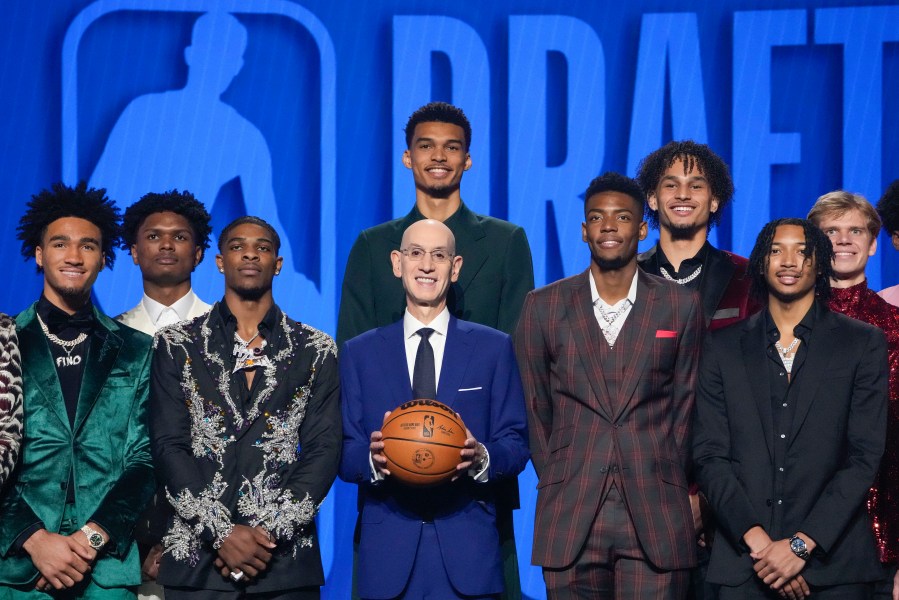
[412,328,437,399]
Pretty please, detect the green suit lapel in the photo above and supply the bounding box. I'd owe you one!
[73,308,122,434]
[445,202,488,293]
[16,305,69,430]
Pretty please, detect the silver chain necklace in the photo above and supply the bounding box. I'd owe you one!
[775,338,800,373]
[36,313,87,358]
[660,264,702,285]
[596,301,630,325]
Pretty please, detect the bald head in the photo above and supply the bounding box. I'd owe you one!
[400,219,456,254]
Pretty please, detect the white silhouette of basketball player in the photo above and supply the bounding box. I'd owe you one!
[90,10,322,326]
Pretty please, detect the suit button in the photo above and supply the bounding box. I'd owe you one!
[59,481,67,490]
[612,466,619,473]
[766,499,772,506]
[600,467,607,473]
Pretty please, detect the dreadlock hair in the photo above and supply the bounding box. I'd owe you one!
[877,179,899,235]
[218,216,281,254]
[17,181,121,272]
[584,172,646,215]
[121,190,212,261]
[404,102,472,151]
[636,140,734,230]
[747,218,835,304]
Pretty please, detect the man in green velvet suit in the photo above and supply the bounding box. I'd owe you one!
[337,102,535,600]
[0,182,155,598]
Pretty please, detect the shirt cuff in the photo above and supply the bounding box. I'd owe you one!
[368,452,385,484]
[13,522,45,555]
[469,443,490,482]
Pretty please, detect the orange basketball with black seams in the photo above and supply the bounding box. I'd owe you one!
[380,399,467,487]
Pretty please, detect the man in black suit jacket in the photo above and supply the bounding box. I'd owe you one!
[150,216,340,599]
[694,218,888,599]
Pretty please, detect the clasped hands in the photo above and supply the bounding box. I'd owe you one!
[745,526,814,600]
[213,525,277,584]
[370,411,484,481]
[24,523,106,592]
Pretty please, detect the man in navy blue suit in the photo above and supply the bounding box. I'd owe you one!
[339,219,530,599]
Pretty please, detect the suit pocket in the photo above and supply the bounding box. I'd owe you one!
[656,458,688,490]
[537,427,574,488]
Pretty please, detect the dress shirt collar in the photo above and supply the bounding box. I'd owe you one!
[589,268,638,308]
[764,300,817,344]
[216,299,279,339]
[403,306,451,340]
[142,289,198,325]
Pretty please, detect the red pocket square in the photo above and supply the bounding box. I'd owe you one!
[656,330,677,338]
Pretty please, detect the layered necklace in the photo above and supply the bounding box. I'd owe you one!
[233,330,273,373]
[774,338,800,374]
[36,313,87,367]
[660,265,702,285]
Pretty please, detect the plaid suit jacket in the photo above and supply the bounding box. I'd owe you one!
[514,268,703,570]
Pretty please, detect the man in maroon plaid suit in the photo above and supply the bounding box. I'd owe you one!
[514,172,703,599]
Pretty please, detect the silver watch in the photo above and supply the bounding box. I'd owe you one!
[789,534,809,560]
[80,525,106,551]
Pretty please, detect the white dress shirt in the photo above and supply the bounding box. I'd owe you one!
[142,290,199,329]
[402,307,451,391]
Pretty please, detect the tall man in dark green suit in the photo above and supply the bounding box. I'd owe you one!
[0,182,155,598]
[337,102,535,599]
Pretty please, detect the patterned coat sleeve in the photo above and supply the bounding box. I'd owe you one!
[0,315,22,488]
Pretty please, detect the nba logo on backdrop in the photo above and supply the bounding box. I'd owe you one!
[60,0,337,334]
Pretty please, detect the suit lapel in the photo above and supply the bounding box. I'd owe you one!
[379,321,414,407]
[74,310,122,433]
[741,313,775,462]
[567,271,614,420]
[613,271,659,420]
[448,204,488,295]
[17,307,70,430]
[788,304,838,445]
[436,317,475,409]
[701,248,736,326]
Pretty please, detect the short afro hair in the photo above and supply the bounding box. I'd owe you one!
[584,172,646,215]
[747,218,834,304]
[218,216,281,254]
[121,189,212,262]
[404,102,472,151]
[877,179,899,235]
[636,140,734,230]
[17,181,121,272]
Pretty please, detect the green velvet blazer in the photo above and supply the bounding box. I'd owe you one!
[0,304,154,587]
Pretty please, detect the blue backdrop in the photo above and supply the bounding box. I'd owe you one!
[3,1,899,597]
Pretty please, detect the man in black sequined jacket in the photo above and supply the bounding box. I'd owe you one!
[149,216,341,600]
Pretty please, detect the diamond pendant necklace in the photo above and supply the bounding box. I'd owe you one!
[775,338,800,373]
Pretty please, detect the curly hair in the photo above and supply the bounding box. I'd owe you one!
[121,190,212,261]
[747,218,834,304]
[404,102,472,151]
[636,140,734,230]
[17,181,121,272]
[218,216,281,254]
[877,179,899,235]
[584,172,646,215]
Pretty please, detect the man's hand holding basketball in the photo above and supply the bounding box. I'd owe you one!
[370,411,391,477]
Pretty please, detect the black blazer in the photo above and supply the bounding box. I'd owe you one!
[150,304,341,592]
[693,302,888,586]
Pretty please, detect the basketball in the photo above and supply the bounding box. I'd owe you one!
[380,399,468,487]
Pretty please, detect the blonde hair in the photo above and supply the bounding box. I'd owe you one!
[807,190,881,238]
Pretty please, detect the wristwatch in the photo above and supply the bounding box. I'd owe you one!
[80,525,106,551]
[789,534,810,560]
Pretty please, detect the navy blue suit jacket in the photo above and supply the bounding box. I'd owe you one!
[339,316,529,599]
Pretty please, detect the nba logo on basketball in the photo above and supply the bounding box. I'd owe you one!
[422,415,434,438]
